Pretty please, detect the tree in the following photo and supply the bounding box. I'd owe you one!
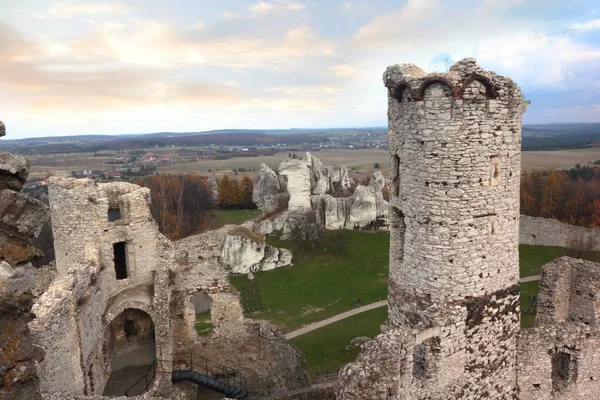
[134,173,214,240]
[290,211,322,259]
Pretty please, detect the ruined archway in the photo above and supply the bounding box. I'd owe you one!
[102,308,157,396]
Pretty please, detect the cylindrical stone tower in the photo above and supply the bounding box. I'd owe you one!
[384,58,527,397]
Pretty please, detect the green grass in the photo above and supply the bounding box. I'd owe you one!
[519,281,539,329]
[195,311,213,337]
[230,230,390,332]
[289,307,388,373]
[519,245,600,276]
[231,230,599,335]
[210,209,260,230]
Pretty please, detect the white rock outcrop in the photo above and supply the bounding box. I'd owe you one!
[251,152,389,235]
[220,226,293,274]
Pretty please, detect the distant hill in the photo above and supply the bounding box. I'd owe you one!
[3,124,600,153]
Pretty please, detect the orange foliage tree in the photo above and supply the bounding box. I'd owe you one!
[217,175,255,209]
[134,173,214,240]
[520,166,600,227]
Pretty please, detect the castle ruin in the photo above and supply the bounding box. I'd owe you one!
[29,176,308,398]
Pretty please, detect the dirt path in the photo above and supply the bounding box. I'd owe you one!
[285,300,388,340]
[285,275,543,339]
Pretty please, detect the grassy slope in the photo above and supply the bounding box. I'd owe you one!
[230,231,600,371]
[210,209,260,230]
[289,307,388,373]
[230,230,389,332]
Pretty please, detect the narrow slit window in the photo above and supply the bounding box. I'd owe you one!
[113,242,128,280]
[391,154,400,197]
[490,156,501,186]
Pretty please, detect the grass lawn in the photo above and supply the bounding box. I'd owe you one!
[289,307,388,373]
[195,311,213,337]
[231,230,390,332]
[194,311,212,336]
[210,209,260,230]
[519,245,600,276]
[231,230,599,334]
[520,281,539,329]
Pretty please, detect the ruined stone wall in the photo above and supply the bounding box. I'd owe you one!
[34,176,307,398]
[520,215,600,250]
[339,59,527,399]
[518,256,600,399]
[32,178,175,396]
[518,325,600,399]
[535,257,600,326]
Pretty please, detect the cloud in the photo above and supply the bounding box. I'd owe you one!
[480,0,524,12]
[34,1,127,19]
[476,32,600,89]
[49,19,335,69]
[569,19,600,33]
[249,0,305,16]
[353,0,439,43]
[329,64,357,77]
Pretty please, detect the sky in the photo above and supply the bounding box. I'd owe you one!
[1,0,600,139]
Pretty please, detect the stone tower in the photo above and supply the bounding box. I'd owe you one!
[339,59,527,399]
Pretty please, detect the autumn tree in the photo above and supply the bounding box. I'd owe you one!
[217,175,256,209]
[135,173,214,240]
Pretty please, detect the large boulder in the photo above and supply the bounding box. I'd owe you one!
[0,153,29,191]
[220,227,292,274]
[346,185,378,229]
[278,154,313,211]
[0,190,49,265]
[253,163,282,213]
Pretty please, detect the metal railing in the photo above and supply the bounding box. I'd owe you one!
[172,351,247,397]
[310,369,339,384]
[124,352,247,398]
[124,360,157,397]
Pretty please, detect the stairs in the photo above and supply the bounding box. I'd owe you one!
[125,352,248,399]
[172,369,248,399]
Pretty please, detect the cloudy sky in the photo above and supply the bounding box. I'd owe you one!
[1,0,600,139]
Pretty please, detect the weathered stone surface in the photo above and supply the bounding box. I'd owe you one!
[279,154,313,211]
[30,177,304,398]
[253,153,388,236]
[220,226,292,274]
[191,320,310,396]
[0,261,34,298]
[253,163,282,213]
[339,58,527,400]
[0,190,49,266]
[0,153,29,191]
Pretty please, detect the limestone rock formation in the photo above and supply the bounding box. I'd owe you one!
[278,154,313,211]
[252,163,283,213]
[0,152,29,191]
[251,153,388,236]
[220,226,292,274]
[0,123,48,400]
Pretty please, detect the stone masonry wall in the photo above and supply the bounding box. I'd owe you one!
[32,176,307,398]
[520,215,600,251]
[339,58,527,399]
[518,257,600,399]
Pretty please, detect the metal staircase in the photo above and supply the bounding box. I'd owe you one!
[125,352,248,399]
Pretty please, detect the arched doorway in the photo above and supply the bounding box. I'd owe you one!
[102,308,156,396]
